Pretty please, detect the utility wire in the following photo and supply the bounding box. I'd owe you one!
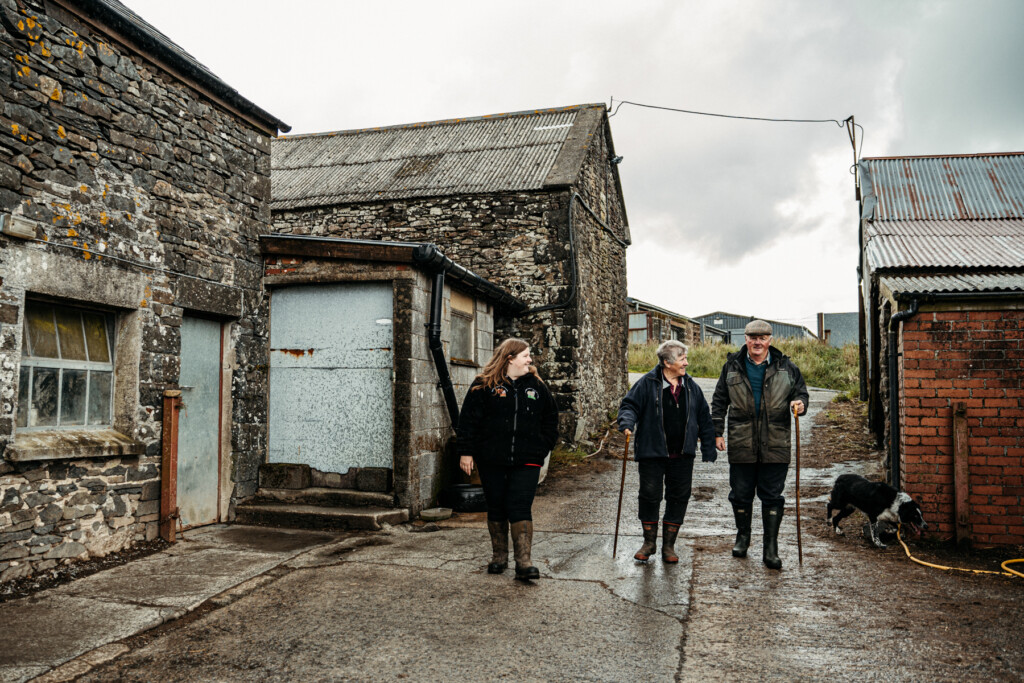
[607,97,866,188]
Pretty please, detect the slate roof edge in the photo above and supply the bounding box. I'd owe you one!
[58,0,290,135]
[258,235,527,312]
[274,103,608,142]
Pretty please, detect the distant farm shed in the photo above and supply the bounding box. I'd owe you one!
[691,312,816,343]
[858,152,1024,546]
[270,104,631,442]
[626,297,726,345]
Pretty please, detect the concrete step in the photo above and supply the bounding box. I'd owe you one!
[252,487,394,508]
[235,503,410,531]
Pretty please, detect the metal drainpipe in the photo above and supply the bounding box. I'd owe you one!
[887,297,920,488]
[426,271,460,428]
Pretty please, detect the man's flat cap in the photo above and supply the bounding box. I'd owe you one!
[744,320,773,335]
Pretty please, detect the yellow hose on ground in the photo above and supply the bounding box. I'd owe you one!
[897,526,1024,578]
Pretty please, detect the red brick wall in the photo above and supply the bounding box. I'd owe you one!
[901,310,1024,546]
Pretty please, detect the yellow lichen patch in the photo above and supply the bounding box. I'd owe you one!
[140,299,148,308]
[125,213,132,221]
[73,214,82,225]
[99,212,108,225]
[79,185,88,193]
[57,125,67,138]
[49,87,60,101]
[41,46,50,57]
[12,123,19,135]
[67,228,78,237]
[18,65,30,77]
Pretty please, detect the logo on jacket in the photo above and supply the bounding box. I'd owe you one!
[526,388,539,400]
[492,386,508,397]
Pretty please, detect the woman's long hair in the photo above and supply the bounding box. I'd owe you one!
[472,337,543,390]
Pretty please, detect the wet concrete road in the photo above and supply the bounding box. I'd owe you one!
[74,379,1023,682]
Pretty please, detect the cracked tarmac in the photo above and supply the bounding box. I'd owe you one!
[4,379,1023,682]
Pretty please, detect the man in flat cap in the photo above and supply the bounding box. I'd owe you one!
[711,320,809,569]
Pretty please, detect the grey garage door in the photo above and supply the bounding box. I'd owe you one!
[268,283,394,473]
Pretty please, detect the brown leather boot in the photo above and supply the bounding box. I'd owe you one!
[634,522,658,561]
[487,520,509,574]
[511,520,540,581]
[661,522,680,563]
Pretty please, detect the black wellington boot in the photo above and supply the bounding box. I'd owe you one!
[634,522,658,561]
[732,505,753,558]
[511,520,540,581]
[486,520,509,574]
[762,505,783,570]
[661,522,681,563]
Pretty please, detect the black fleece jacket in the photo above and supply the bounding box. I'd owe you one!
[456,373,559,467]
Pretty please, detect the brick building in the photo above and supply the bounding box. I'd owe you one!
[858,153,1024,546]
[0,0,287,582]
[271,104,631,443]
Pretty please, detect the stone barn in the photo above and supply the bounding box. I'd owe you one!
[244,235,525,520]
[0,0,287,582]
[626,296,715,346]
[858,152,1024,546]
[270,104,631,443]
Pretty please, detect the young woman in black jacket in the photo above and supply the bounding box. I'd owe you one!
[456,338,559,581]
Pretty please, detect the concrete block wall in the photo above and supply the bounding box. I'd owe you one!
[900,309,1024,545]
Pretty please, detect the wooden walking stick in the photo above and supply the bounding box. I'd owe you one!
[612,432,631,558]
[793,404,803,566]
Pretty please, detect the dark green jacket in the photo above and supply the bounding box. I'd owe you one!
[710,345,809,464]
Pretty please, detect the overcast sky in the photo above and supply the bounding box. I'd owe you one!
[123,0,1024,329]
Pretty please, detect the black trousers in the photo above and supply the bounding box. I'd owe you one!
[477,464,541,523]
[637,456,694,525]
[728,462,789,508]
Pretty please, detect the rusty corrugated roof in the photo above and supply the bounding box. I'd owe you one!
[861,153,1024,221]
[881,273,1024,296]
[271,104,607,210]
[861,153,1024,273]
[865,220,1024,269]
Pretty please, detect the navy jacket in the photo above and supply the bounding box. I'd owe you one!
[617,365,717,462]
[457,373,559,467]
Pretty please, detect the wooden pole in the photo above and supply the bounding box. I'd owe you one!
[794,405,803,566]
[160,390,182,543]
[612,433,631,558]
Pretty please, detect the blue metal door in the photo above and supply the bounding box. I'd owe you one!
[269,283,393,473]
[178,317,221,528]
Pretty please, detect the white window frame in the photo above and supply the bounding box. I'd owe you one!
[449,290,476,365]
[18,301,116,431]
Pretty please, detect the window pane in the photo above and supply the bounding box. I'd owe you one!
[628,313,647,329]
[30,367,59,427]
[82,312,111,363]
[17,366,30,428]
[87,371,112,426]
[25,304,59,358]
[60,369,87,426]
[629,330,649,344]
[55,307,87,361]
[451,314,473,361]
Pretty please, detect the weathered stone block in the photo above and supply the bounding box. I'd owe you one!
[356,468,391,493]
[44,542,87,559]
[259,463,311,490]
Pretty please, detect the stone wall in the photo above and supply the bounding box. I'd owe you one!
[272,126,629,442]
[0,0,274,582]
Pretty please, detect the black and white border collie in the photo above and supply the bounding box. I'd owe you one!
[826,474,927,548]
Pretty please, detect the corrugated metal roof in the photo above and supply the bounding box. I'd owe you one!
[862,153,1024,221]
[271,105,604,210]
[865,219,1024,270]
[881,273,1024,296]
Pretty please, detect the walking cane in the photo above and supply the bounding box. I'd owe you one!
[793,405,803,566]
[612,432,631,558]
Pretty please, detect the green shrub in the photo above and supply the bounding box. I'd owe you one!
[627,339,859,393]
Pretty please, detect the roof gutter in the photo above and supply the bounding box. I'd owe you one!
[887,297,920,489]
